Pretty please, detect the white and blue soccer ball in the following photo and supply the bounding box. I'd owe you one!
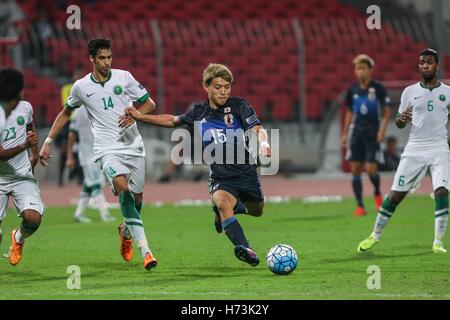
[266,244,298,275]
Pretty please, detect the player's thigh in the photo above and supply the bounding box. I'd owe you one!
[209,179,238,209]
[9,180,44,216]
[126,156,146,194]
[211,189,236,219]
[429,150,450,191]
[82,162,104,188]
[346,135,365,163]
[237,174,264,204]
[98,154,131,195]
[0,189,9,222]
[391,155,427,192]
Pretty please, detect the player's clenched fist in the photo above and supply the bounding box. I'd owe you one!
[399,106,413,124]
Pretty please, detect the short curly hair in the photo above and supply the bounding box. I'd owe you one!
[0,67,24,101]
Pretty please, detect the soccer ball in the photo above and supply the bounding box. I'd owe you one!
[266,244,298,275]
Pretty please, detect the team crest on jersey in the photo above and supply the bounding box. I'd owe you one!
[17,115,25,126]
[224,113,234,127]
[439,94,446,102]
[224,107,231,113]
[368,87,376,101]
[113,85,123,95]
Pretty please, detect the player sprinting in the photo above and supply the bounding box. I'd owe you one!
[66,107,116,223]
[39,37,158,270]
[0,67,43,266]
[341,54,391,216]
[358,48,449,253]
[120,63,271,267]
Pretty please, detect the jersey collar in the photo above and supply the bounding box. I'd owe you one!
[90,70,112,87]
[420,81,441,91]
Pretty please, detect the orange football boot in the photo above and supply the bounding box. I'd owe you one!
[353,206,367,216]
[143,252,158,270]
[118,223,133,261]
[8,229,24,266]
[375,194,383,211]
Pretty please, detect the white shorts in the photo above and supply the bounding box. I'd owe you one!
[97,154,145,195]
[0,179,44,221]
[82,162,104,188]
[392,149,449,192]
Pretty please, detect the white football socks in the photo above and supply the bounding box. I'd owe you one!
[434,215,448,245]
[74,192,90,218]
[372,213,390,241]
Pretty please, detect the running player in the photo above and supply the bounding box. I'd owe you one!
[66,107,116,223]
[39,37,158,270]
[358,49,449,253]
[0,67,43,266]
[120,63,271,267]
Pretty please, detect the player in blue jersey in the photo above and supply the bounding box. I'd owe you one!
[341,54,392,216]
[120,63,272,267]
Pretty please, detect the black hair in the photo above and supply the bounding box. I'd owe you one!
[88,37,112,58]
[0,67,24,101]
[419,48,439,64]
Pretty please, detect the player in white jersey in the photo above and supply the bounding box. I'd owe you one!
[39,38,158,270]
[358,49,449,254]
[66,107,116,223]
[0,67,43,266]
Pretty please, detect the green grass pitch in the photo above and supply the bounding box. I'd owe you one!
[0,195,449,300]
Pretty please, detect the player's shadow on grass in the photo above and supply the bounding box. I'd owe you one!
[321,250,431,264]
[274,214,344,222]
[0,270,105,285]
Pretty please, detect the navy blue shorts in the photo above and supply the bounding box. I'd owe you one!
[208,174,264,203]
[346,134,380,163]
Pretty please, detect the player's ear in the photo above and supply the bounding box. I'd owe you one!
[203,84,210,94]
[89,55,95,63]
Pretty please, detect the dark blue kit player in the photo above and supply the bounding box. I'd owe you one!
[341,54,392,216]
[120,63,272,267]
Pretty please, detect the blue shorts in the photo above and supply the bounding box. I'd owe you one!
[346,135,380,163]
[208,174,264,203]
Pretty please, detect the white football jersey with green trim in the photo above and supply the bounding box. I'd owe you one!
[398,82,450,152]
[0,101,34,181]
[66,69,149,160]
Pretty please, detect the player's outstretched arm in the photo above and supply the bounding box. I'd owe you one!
[27,121,39,173]
[120,107,182,128]
[39,107,73,167]
[137,97,156,115]
[0,131,38,161]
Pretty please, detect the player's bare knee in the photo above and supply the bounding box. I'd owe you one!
[388,191,406,205]
[22,210,42,226]
[134,192,143,203]
[434,187,448,198]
